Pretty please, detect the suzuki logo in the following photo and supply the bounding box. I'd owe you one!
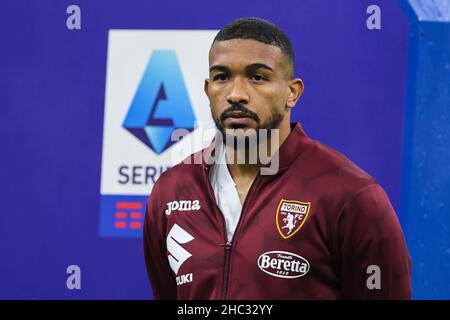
[167,223,194,274]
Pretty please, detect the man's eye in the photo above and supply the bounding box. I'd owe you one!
[213,74,229,81]
[250,74,266,81]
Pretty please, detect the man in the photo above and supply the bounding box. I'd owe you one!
[143,17,411,299]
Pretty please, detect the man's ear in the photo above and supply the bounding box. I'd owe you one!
[286,78,304,109]
[204,79,210,96]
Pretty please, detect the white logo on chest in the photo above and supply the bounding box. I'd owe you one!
[167,223,194,274]
[165,200,201,215]
[258,251,310,279]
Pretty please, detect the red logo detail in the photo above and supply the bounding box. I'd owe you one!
[114,202,143,230]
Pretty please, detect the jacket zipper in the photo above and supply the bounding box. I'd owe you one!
[219,175,261,299]
[202,161,262,300]
[220,241,232,299]
[203,165,233,299]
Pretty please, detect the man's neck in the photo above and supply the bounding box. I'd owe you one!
[225,121,292,181]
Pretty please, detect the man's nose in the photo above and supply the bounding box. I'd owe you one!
[226,78,249,105]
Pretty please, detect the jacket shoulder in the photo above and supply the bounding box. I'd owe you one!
[153,148,205,190]
[297,140,377,193]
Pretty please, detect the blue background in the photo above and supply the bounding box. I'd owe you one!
[0,0,448,299]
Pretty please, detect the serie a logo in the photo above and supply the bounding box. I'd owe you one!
[123,50,196,155]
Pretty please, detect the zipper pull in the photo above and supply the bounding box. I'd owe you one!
[224,241,232,250]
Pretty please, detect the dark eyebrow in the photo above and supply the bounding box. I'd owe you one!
[209,65,229,73]
[209,63,274,73]
[245,63,274,73]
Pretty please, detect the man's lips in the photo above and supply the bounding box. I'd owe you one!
[223,111,255,123]
[220,107,259,127]
[223,114,256,126]
[223,111,255,120]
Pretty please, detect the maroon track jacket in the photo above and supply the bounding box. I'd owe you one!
[143,122,411,299]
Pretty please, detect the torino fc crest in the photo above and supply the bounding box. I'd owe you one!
[276,199,311,239]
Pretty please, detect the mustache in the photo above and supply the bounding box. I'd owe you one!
[219,104,260,123]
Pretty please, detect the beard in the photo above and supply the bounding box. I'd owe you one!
[211,104,285,151]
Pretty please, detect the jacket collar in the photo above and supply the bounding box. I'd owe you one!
[200,122,313,175]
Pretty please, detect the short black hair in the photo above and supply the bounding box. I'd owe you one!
[212,17,295,78]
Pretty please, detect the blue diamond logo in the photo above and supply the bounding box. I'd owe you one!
[123,50,196,154]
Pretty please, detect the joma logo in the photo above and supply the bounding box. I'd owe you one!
[165,200,201,215]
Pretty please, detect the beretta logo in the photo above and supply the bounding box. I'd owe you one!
[257,251,310,279]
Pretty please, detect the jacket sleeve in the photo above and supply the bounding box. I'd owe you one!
[143,181,177,300]
[336,183,412,299]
